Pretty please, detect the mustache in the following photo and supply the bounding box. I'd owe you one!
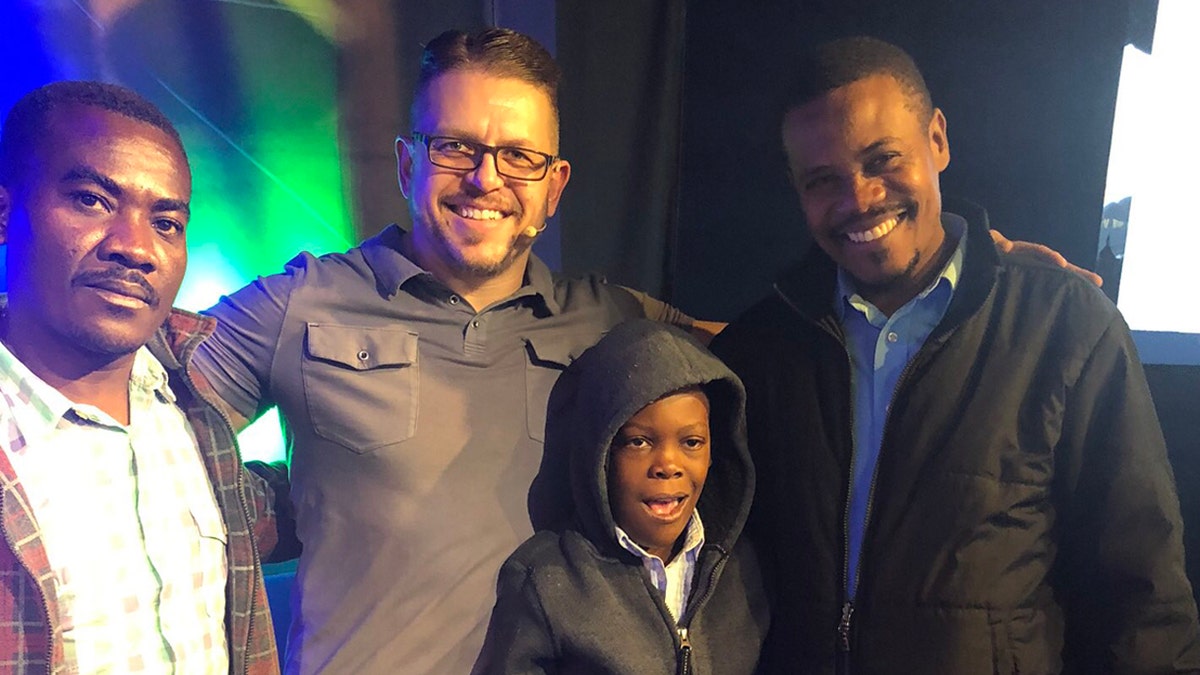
[72,268,160,307]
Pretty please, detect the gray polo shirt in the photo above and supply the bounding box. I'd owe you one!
[192,225,687,674]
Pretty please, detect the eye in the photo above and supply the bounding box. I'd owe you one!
[433,138,477,157]
[71,191,111,212]
[615,435,651,452]
[497,147,542,169]
[803,174,838,193]
[682,437,708,451]
[865,152,901,174]
[152,217,186,236]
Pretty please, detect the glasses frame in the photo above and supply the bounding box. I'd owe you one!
[411,132,559,182]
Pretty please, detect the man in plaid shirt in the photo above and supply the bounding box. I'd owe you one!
[0,81,280,674]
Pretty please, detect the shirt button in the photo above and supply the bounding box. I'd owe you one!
[472,320,480,328]
[886,332,899,343]
[357,349,370,361]
[449,295,459,305]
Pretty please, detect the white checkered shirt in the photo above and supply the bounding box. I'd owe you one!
[615,511,706,624]
[0,341,228,674]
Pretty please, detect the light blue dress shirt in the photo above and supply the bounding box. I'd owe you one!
[837,215,967,598]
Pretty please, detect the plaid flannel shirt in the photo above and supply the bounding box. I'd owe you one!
[0,308,281,674]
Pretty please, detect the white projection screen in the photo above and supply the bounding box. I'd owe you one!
[1098,0,1200,365]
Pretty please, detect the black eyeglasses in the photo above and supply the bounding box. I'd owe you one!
[411,132,559,181]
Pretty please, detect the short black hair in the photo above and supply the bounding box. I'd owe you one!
[784,36,933,122]
[0,80,185,188]
[413,28,561,140]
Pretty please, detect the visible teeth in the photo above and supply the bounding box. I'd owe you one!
[846,216,900,243]
[454,206,504,220]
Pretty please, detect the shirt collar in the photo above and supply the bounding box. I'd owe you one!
[0,339,172,446]
[361,224,563,314]
[615,510,706,564]
[835,212,968,320]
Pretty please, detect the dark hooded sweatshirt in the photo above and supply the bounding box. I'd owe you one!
[472,319,769,674]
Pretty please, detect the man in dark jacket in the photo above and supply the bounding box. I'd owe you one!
[474,320,769,673]
[0,81,280,674]
[710,36,1200,674]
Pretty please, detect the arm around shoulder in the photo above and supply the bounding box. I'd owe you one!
[612,286,726,345]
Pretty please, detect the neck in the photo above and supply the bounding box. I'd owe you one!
[0,316,137,425]
[401,236,529,310]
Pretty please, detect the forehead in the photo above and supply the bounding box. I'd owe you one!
[626,389,711,425]
[781,74,926,164]
[31,105,190,195]
[414,69,558,148]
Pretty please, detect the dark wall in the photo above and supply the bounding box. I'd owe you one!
[675,0,1127,320]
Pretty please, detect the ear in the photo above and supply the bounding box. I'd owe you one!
[396,136,415,199]
[0,186,10,245]
[928,108,950,173]
[544,158,572,218]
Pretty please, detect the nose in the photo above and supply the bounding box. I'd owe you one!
[649,446,685,480]
[465,150,506,193]
[97,212,156,273]
[842,172,886,213]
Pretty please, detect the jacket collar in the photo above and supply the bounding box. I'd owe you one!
[148,308,218,372]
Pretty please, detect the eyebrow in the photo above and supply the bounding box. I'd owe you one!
[62,165,191,216]
[859,138,903,157]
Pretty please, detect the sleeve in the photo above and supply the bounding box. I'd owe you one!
[610,285,695,328]
[193,265,299,427]
[471,557,559,675]
[1054,313,1200,672]
[244,460,301,562]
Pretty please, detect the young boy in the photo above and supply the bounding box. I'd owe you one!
[472,320,769,674]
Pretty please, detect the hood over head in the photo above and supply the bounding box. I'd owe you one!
[539,319,754,556]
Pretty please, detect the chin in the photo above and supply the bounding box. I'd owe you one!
[68,320,159,358]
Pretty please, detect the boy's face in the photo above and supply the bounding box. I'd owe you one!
[608,389,711,563]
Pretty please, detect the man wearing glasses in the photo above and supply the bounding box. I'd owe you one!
[190,28,693,674]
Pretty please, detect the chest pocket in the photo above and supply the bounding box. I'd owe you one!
[524,334,596,442]
[302,323,419,453]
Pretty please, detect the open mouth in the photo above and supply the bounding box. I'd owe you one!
[843,210,908,244]
[643,495,689,520]
[446,203,511,221]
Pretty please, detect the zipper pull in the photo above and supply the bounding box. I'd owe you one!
[677,626,693,675]
[838,601,854,652]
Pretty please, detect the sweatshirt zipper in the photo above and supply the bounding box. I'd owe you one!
[676,627,692,675]
[674,549,727,675]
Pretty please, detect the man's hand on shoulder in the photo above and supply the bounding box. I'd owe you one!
[990,229,1104,287]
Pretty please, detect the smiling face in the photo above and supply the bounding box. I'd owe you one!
[397,69,571,293]
[0,104,190,367]
[607,388,711,563]
[782,74,951,314]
